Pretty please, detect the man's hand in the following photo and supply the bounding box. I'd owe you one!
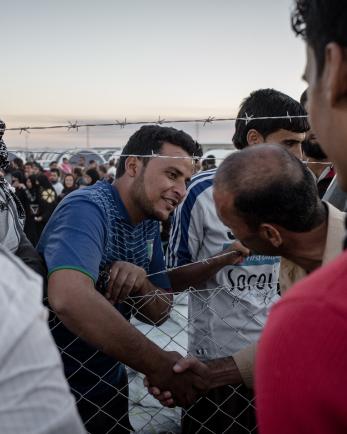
[106,261,147,304]
[221,241,250,266]
[145,354,244,407]
[144,356,211,408]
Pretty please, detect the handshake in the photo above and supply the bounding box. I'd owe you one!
[143,351,242,408]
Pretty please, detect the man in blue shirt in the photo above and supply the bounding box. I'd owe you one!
[38,125,207,433]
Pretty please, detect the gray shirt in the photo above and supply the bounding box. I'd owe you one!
[0,245,86,434]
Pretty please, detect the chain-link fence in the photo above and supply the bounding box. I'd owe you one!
[46,280,278,434]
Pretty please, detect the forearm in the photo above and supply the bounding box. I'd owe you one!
[206,356,243,389]
[49,272,167,376]
[232,343,256,388]
[133,279,173,325]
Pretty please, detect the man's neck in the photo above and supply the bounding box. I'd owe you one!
[283,218,328,273]
[113,179,145,225]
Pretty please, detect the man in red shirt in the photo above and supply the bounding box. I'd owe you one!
[256,2,347,433]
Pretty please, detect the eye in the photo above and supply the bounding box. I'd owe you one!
[167,171,177,180]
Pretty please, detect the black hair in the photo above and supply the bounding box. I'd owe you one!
[214,144,324,232]
[292,0,347,76]
[33,161,44,172]
[116,125,200,179]
[27,174,38,188]
[73,167,83,178]
[85,168,100,185]
[232,88,309,149]
[50,168,61,176]
[13,158,24,170]
[37,174,54,190]
[202,155,217,170]
[302,139,327,160]
[11,170,26,184]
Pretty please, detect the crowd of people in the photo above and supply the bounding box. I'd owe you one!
[0,156,119,246]
[1,1,347,433]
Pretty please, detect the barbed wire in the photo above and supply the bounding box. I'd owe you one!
[5,114,308,133]
[7,147,334,165]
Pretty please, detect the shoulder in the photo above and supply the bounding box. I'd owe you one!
[59,182,115,213]
[175,169,215,218]
[274,250,347,316]
[187,169,215,197]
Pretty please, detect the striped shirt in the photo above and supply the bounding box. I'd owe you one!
[167,169,280,359]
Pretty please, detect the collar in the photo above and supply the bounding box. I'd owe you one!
[108,182,134,225]
[322,200,346,264]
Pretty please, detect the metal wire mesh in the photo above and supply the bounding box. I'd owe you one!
[45,280,277,434]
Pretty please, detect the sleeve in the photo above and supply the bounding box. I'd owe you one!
[147,226,171,290]
[166,186,203,267]
[38,196,106,283]
[232,343,256,389]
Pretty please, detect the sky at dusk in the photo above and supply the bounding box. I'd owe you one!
[2,0,307,150]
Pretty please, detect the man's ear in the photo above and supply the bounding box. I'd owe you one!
[259,223,283,247]
[246,129,265,146]
[325,42,347,109]
[124,156,140,177]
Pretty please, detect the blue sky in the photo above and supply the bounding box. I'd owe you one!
[2,0,307,149]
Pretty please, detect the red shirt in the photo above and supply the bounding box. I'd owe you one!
[256,250,347,434]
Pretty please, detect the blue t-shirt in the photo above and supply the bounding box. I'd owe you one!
[38,181,170,395]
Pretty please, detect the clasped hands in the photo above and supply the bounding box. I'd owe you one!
[144,353,211,408]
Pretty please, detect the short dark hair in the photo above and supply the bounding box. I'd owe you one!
[50,168,60,176]
[85,168,100,185]
[302,139,327,160]
[232,88,309,149]
[214,144,324,232]
[12,170,26,184]
[33,161,43,171]
[292,0,347,76]
[13,157,24,169]
[202,155,216,170]
[116,125,200,179]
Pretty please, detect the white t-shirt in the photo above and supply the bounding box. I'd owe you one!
[0,245,86,434]
[167,169,280,360]
[52,181,64,196]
